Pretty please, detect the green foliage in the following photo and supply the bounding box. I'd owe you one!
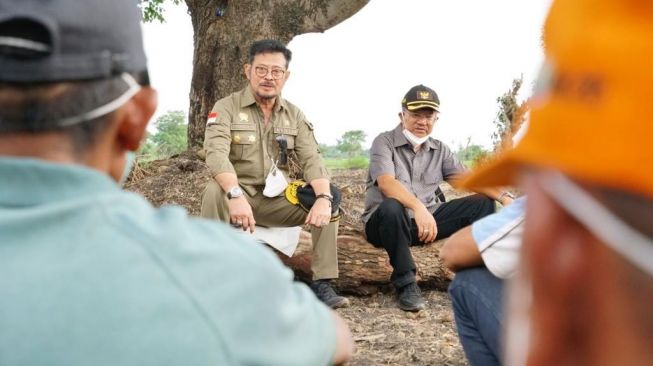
[458,145,488,167]
[138,110,188,161]
[336,130,366,158]
[455,136,490,168]
[324,156,369,170]
[321,130,369,169]
[319,143,341,159]
[343,156,369,169]
[140,0,182,23]
[492,76,529,152]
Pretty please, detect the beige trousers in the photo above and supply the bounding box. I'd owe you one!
[200,180,339,280]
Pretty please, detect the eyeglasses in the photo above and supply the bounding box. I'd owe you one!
[403,110,438,123]
[253,65,286,80]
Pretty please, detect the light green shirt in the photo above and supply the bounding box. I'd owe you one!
[0,158,335,366]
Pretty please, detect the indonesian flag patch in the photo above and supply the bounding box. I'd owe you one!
[206,112,218,124]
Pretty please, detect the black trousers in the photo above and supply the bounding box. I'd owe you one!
[365,194,496,288]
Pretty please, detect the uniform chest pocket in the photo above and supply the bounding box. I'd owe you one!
[230,123,257,160]
[273,127,298,149]
[423,171,444,185]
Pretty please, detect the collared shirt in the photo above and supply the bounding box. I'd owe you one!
[204,86,328,196]
[0,158,335,366]
[362,124,466,223]
[471,196,526,279]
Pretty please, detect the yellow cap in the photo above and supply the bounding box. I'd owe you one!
[461,0,653,199]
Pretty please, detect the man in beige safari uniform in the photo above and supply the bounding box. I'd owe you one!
[201,39,348,308]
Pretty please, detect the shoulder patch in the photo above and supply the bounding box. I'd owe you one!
[206,111,218,125]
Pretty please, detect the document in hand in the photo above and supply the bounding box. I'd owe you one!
[241,226,302,257]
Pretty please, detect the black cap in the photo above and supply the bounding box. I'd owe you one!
[401,84,440,111]
[0,0,148,83]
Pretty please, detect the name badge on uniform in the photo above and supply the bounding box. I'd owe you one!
[263,159,288,197]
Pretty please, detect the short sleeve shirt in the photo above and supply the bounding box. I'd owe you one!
[471,196,526,279]
[0,158,336,366]
[362,124,467,223]
[203,87,328,195]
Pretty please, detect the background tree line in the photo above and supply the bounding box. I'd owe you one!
[139,78,528,169]
[138,113,369,169]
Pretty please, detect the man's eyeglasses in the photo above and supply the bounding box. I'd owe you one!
[254,66,286,80]
[403,110,438,123]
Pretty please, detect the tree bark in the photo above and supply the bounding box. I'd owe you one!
[183,0,369,149]
[278,231,454,296]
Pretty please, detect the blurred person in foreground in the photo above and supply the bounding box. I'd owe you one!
[0,1,353,365]
[460,0,653,364]
[362,84,514,311]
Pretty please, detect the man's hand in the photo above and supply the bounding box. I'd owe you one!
[500,196,514,206]
[228,196,256,233]
[305,197,332,228]
[414,205,437,243]
[440,226,483,272]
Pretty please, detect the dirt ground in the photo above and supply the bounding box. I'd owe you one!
[126,152,468,366]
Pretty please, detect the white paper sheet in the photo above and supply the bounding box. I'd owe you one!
[242,226,302,257]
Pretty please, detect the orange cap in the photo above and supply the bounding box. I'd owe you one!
[461,0,653,199]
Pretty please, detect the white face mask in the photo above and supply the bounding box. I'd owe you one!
[539,172,653,276]
[263,159,288,197]
[119,151,136,186]
[58,73,142,127]
[504,272,533,366]
[402,128,429,146]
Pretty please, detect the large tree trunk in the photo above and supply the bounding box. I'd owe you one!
[279,231,453,296]
[184,0,369,149]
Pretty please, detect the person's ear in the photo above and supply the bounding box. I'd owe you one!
[399,111,407,126]
[244,64,251,80]
[283,69,291,82]
[116,87,157,151]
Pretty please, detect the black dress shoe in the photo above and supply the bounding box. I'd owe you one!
[310,280,350,309]
[397,282,426,312]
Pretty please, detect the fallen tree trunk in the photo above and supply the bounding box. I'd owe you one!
[278,231,453,296]
[126,156,455,295]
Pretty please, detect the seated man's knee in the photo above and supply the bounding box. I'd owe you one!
[377,198,406,217]
[476,194,496,213]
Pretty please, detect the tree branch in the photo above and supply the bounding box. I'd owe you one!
[298,0,370,33]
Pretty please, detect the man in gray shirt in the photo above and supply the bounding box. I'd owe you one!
[362,84,513,311]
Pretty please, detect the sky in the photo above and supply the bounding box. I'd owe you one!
[142,0,552,149]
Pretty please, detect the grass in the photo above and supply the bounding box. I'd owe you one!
[324,156,369,169]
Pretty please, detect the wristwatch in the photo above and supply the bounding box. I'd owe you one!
[315,192,333,203]
[227,186,244,199]
[315,193,334,208]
